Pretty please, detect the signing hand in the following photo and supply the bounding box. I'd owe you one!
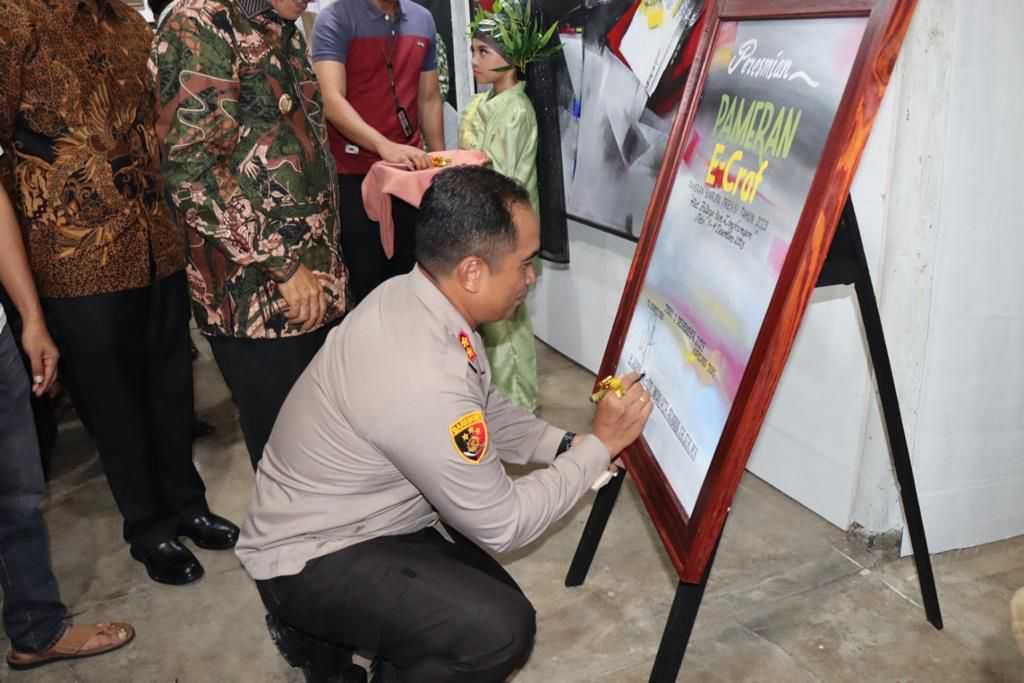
[379,140,431,171]
[590,372,654,457]
[20,319,59,397]
[278,265,327,333]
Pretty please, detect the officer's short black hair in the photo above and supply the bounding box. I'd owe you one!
[415,166,531,274]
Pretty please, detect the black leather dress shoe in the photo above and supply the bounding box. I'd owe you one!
[131,540,204,586]
[266,614,367,683]
[370,660,399,683]
[178,512,239,550]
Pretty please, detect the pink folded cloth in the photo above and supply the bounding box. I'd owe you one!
[361,150,490,258]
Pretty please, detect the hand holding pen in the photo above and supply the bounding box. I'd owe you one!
[590,371,653,458]
[591,372,646,403]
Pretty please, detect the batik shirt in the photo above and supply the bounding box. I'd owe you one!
[0,0,186,299]
[151,0,347,339]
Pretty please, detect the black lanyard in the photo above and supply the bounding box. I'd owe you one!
[380,18,414,140]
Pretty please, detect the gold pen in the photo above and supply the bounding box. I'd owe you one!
[590,373,646,403]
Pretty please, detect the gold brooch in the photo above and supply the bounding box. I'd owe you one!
[278,94,294,115]
[431,156,451,168]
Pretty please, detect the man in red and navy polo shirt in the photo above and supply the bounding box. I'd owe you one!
[313,0,444,304]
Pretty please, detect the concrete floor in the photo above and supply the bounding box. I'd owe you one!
[3,339,1023,682]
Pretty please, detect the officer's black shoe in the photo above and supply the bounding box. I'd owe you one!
[265,614,367,683]
[266,614,306,669]
[178,512,239,550]
[369,659,400,683]
[130,540,204,585]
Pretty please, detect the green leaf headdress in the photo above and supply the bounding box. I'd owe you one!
[469,0,562,74]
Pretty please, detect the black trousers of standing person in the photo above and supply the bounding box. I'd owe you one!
[256,526,536,683]
[42,271,208,552]
[339,174,417,305]
[207,324,333,469]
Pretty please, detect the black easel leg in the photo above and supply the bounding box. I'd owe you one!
[565,472,626,587]
[845,202,943,630]
[648,522,724,683]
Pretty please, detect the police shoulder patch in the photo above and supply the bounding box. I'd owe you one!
[449,410,489,464]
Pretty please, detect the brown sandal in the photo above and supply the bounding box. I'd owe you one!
[6,622,135,671]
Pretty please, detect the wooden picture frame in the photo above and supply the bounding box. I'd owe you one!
[600,0,917,584]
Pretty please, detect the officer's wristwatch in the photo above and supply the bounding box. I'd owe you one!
[556,432,576,458]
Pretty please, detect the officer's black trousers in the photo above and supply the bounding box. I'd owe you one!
[257,526,536,683]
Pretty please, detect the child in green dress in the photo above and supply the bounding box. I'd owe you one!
[459,2,558,411]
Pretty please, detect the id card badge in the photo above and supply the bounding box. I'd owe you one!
[397,108,414,140]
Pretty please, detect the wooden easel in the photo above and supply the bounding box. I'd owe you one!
[564,197,943,682]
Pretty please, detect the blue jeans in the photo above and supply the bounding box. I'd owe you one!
[0,325,66,652]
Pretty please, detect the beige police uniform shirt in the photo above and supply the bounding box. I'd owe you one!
[236,266,611,581]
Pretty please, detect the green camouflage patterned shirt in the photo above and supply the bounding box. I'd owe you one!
[150,0,347,338]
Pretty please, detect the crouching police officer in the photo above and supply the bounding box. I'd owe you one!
[236,166,654,682]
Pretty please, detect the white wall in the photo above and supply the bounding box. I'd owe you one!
[532,0,1024,555]
[890,0,1024,555]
